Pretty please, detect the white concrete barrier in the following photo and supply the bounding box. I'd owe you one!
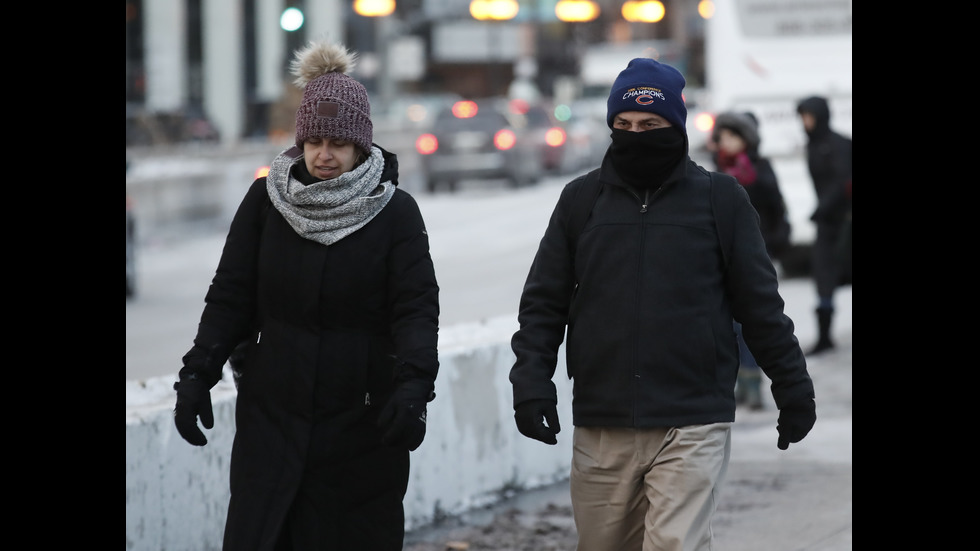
[125,316,573,551]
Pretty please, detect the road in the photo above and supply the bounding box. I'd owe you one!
[126,155,816,383]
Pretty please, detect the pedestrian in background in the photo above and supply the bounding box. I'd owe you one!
[172,41,440,551]
[712,111,791,263]
[796,96,852,355]
[509,57,816,551]
[712,110,793,410]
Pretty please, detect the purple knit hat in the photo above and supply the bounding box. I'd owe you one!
[290,42,373,152]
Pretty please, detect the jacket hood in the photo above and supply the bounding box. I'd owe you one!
[796,96,832,137]
[376,144,400,187]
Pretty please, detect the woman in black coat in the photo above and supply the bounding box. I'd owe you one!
[711,111,792,410]
[711,111,791,261]
[173,42,440,551]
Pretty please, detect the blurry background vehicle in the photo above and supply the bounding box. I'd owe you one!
[127,194,137,299]
[557,99,609,174]
[373,92,462,133]
[703,0,851,160]
[415,98,546,193]
[501,98,567,175]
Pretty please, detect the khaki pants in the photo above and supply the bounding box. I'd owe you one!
[570,424,732,551]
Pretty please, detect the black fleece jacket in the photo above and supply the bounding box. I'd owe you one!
[510,152,813,428]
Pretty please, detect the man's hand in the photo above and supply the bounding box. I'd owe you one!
[514,399,561,445]
[777,398,816,450]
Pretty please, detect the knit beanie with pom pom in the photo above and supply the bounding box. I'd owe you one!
[291,41,373,152]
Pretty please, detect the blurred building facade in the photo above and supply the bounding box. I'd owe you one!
[125,0,708,147]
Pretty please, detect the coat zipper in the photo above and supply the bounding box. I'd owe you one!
[634,187,653,423]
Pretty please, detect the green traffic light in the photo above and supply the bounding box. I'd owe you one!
[280,7,304,31]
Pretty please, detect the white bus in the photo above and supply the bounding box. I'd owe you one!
[700,0,851,258]
[701,0,852,158]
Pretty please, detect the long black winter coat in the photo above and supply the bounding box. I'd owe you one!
[510,151,813,428]
[797,96,852,297]
[182,146,439,550]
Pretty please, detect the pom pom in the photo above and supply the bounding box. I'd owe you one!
[290,41,358,89]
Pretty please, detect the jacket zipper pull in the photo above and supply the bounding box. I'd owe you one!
[640,189,650,213]
[364,392,371,406]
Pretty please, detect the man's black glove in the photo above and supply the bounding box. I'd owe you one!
[378,376,435,452]
[514,399,560,445]
[173,374,214,446]
[777,398,816,450]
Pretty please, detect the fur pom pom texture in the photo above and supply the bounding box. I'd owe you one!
[291,42,358,89]
[289,41,373,151]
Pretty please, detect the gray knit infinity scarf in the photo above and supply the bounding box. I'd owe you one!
[266,145,395,246]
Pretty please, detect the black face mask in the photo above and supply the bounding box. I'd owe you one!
[609,127,686,190]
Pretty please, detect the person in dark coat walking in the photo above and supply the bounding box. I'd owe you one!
[712,111,791,263]
[172,41,440,551]
[796,96,852,355]
[711,110,793,410]
[509,57,816,550]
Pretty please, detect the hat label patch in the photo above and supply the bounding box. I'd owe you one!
[317,101,340,118]
[622,87,665,106]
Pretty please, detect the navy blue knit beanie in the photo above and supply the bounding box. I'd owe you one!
[606,57,687,130]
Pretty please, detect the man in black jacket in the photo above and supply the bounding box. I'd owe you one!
[797,95,852,355]
[509,57,817,551]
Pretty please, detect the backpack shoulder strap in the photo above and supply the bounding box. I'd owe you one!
[710,171,737,272]
[566,168,603,255]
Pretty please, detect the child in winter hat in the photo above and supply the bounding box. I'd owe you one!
[291,41,373,153]
[606,57,688,131]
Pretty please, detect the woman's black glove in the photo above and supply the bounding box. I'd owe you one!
[173,373,214,446]
[378,372,435,451]
[776,398,816,450]
[514,399,560,445]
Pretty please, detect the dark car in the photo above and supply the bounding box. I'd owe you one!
[126,194,137,298]
[415,99,546,192]
[504,99,567,174]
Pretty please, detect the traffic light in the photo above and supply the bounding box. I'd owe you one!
[621,1,665,23]
[469,0,519,21]
[555,0,600,22]
[280,7,304,31]
[354,0,396,17]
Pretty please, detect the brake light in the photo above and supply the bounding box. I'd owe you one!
[416,133,439,155]
[508,98,530,114]
[451,100,479,119]
[545,127,567,147]
[694,112,715,133]
[255,166,270,179]
[494,129,516,150]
